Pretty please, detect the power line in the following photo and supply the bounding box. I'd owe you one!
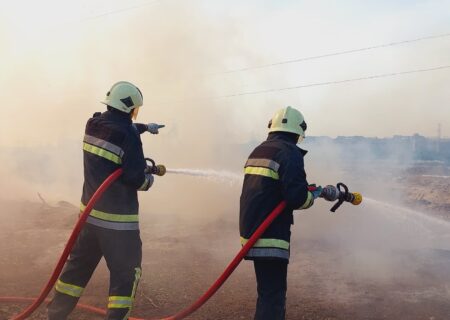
[157,64,450,104]
[218,64,450,98]
[36,0,163,31]
[216,32,450,75]
[75,0,161,23]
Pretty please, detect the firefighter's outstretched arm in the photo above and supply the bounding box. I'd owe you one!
[133,123,165,135]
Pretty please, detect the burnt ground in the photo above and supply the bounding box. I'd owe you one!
[1,168,450,320]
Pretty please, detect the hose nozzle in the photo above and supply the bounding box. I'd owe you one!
[145,158,166,176]
[350,192,363,206]
[153,164,166,176]
[320,183,363,212]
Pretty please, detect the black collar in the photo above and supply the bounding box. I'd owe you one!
[267,132,299,144]
[267,132,308,155]
[103,109,132,125]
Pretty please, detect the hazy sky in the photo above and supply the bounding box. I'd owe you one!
[1,0,450,148]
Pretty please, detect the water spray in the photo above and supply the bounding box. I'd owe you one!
[162,166,363,212]
[165,168,242,184]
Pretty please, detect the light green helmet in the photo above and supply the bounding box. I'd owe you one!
[101,81,143,113]
[268,106,307,137]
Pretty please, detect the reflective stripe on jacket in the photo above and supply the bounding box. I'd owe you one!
[81,110,148,230]
[239,132,312,261]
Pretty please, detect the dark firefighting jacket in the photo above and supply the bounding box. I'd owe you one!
[239,132,313,261]
[81,109,152,231]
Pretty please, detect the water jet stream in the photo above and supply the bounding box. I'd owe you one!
[166,168,242,184]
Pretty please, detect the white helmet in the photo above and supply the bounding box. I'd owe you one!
[101,81,143,113]
[268,106,307,138]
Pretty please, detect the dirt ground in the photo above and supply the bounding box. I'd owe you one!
[1,166,450,320]
[398,166,450,220]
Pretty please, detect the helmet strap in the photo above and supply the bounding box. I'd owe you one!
[131,107,140,120]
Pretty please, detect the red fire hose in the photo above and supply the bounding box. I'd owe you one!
[156,200,287,320]
[1,169,287,320]
[3,168,123,320]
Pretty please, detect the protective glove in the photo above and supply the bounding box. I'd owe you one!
[308,184,323,199]
[147,123,165,134]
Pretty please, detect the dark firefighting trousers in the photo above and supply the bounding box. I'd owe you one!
[47,223,142,320]
[253,259,288,320]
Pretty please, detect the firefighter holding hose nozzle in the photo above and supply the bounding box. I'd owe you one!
[240,106,320,320]
[47,81,165,320]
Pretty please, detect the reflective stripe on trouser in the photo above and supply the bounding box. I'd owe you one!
[108,268,142,320]
[241,237,290,260]
[109,296,133,309]
[48,224,103,320]
[55,280,84,297]
[48,223,142,320]
[80,203,140,231]
[105,229,142,320]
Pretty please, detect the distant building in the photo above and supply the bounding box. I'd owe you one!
[305,135,450,164]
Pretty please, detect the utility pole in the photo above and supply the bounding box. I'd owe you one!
[437,123,441,154]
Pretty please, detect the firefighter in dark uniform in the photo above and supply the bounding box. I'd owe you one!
[48,81,164,320]
[240,106,321,320]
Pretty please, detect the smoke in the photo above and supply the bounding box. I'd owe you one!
[288,137,450,305]
[1,2,450,316]
[0,1,250,197]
